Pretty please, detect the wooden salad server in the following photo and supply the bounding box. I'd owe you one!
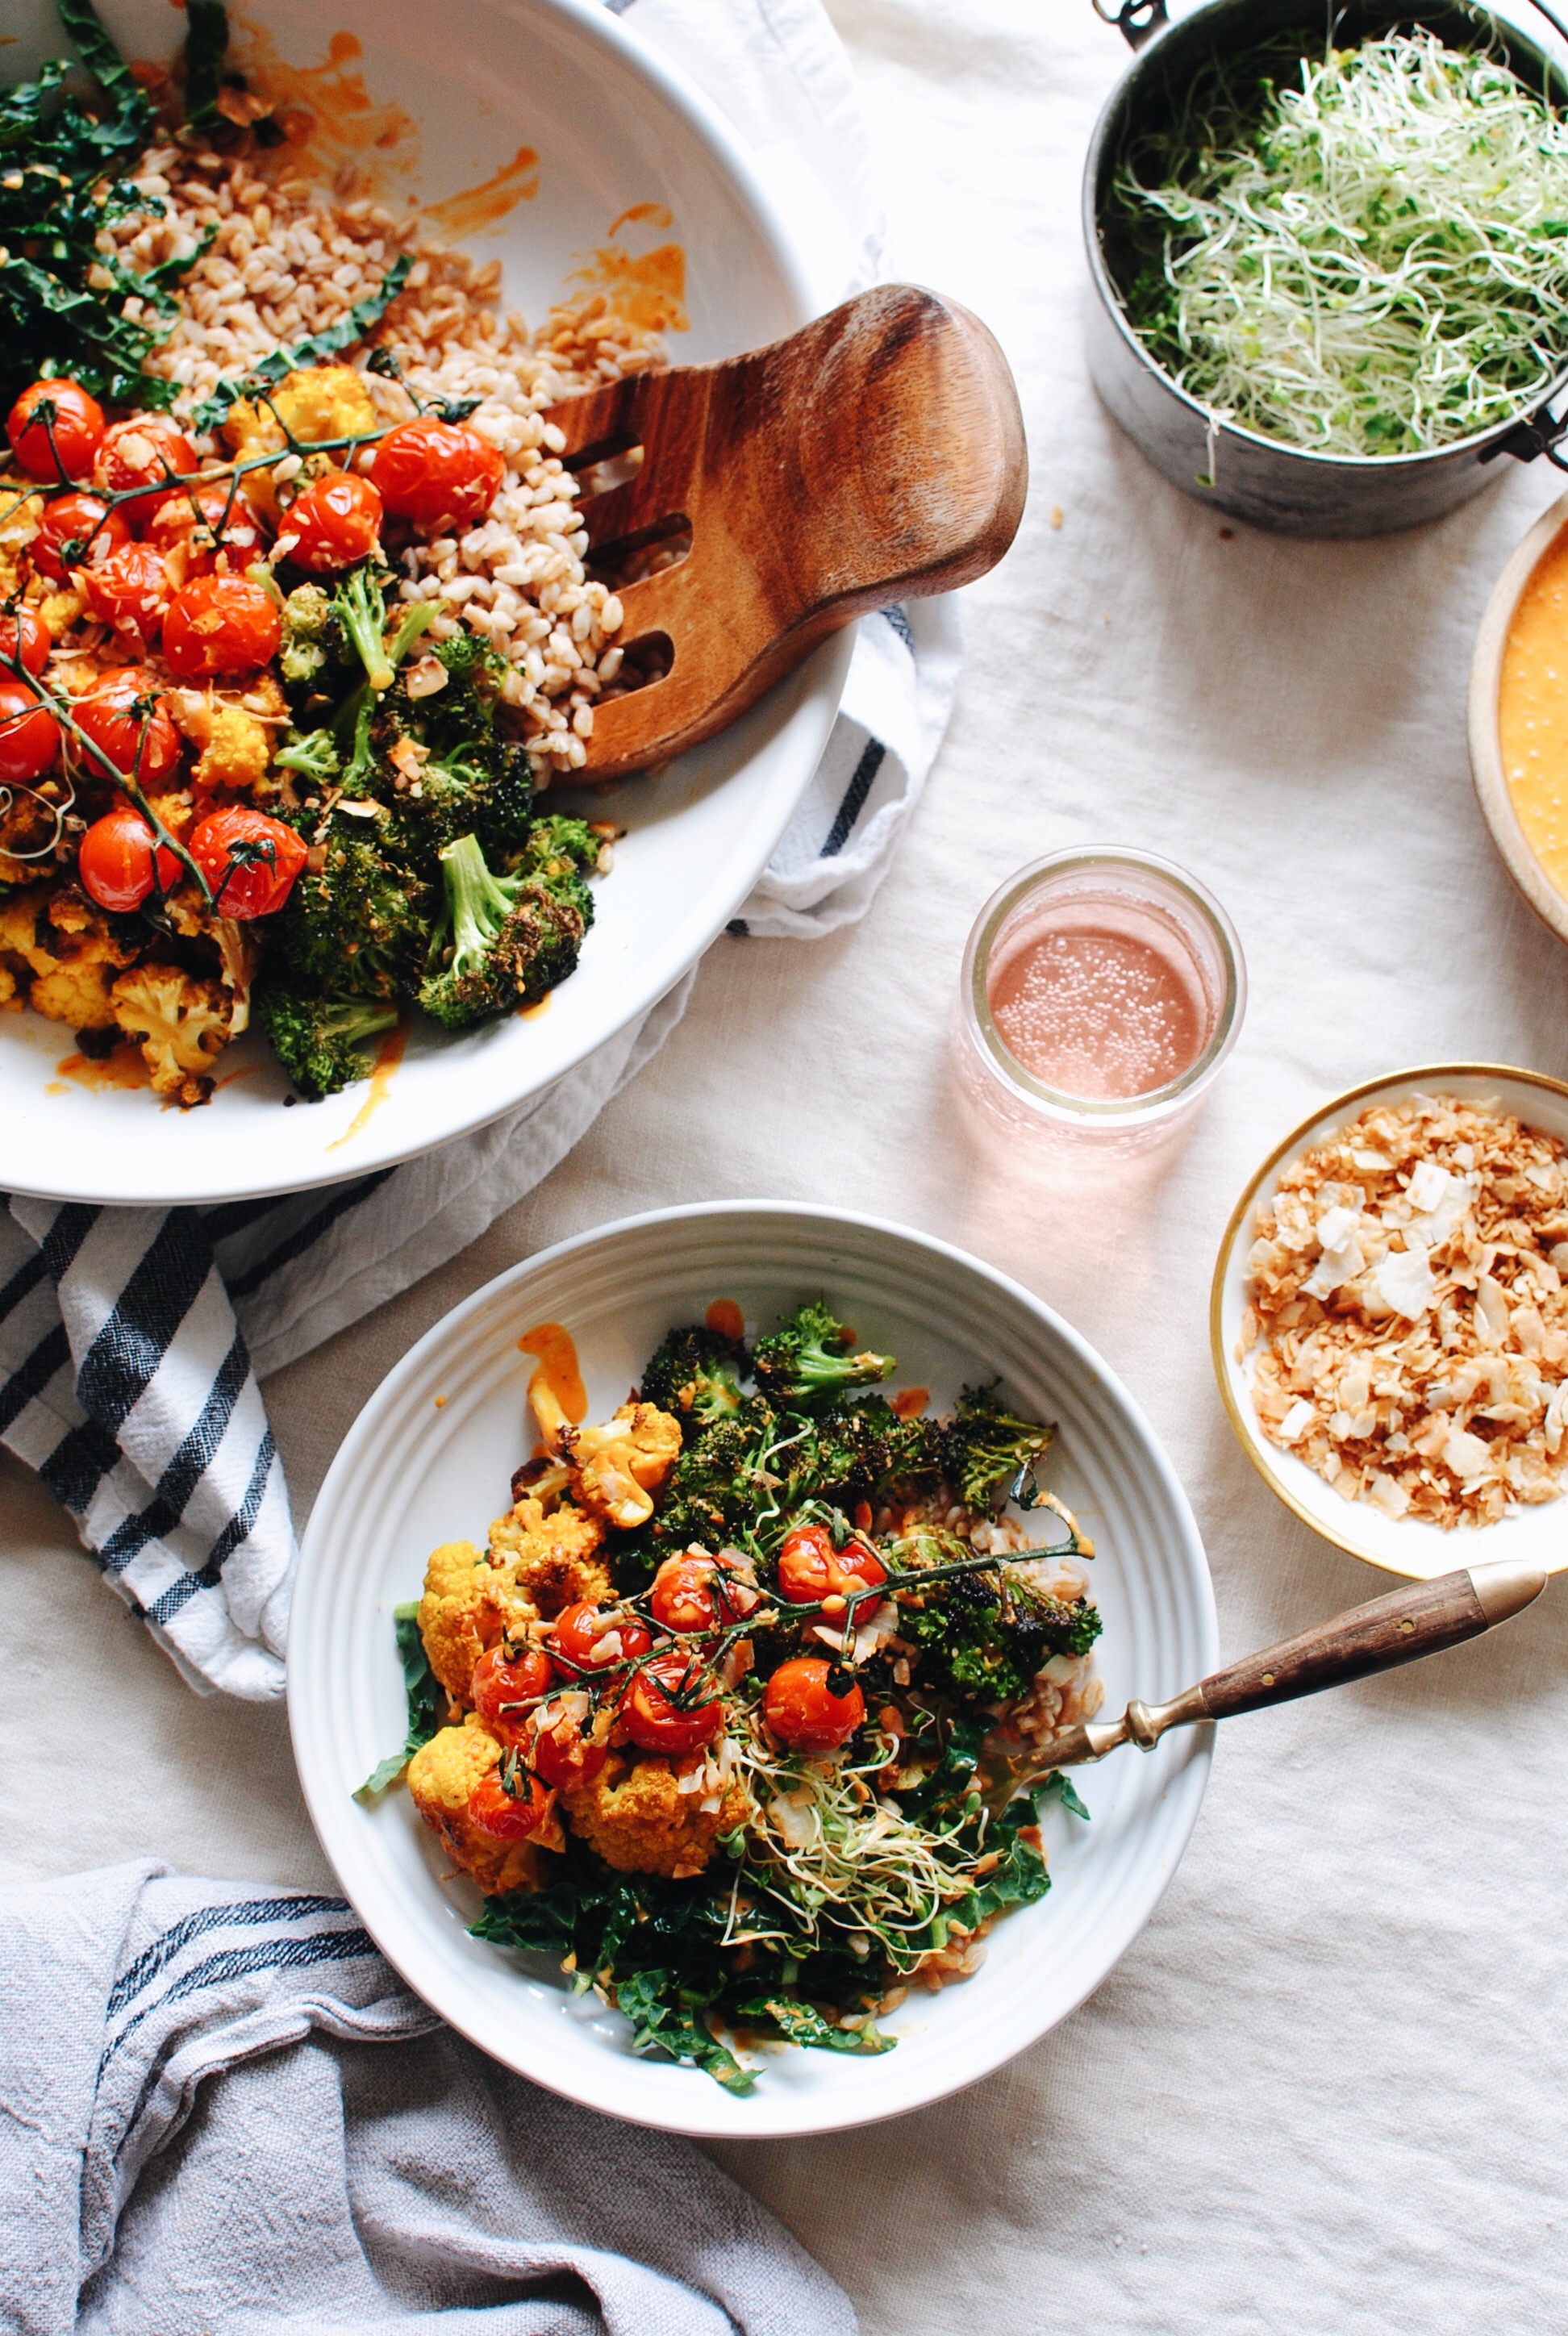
[982,1557,1549,1811]
[544,283,1027,776]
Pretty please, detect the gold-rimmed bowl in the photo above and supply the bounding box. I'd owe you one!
[1211,1064,1568,1579]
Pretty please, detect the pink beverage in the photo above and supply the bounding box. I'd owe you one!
[987,922,1206,1100]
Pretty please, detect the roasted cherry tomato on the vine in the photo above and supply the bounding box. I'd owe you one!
[189,807,307,920]
[371,416,503,532]
[70,666,182,787]
[162,574,281,680]
[528,1708,608,1793]
[776,1520,887,1608]
[77,803,181,913]
[0,606,50,678]
[763,1658,865,1753]
[0,682,60,782]
[80,543,172,647]
[648,1553,757,1634]
[30,492,130,583]
[282,469,383,571]
[6,378,106,482]
[621,1650,724,1757]
[467,1763,550,1842]
[94,417,201,526]
[470,1644,555,1737]
[551,1600,653,1673]
[147,488,266,579]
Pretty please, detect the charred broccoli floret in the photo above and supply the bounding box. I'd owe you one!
[801,1395,945,1505]
[386,737,536,867]
[279,821,435,1001]
[511,815,603,925]
[752,1299,895,1412]
[417,832,585,1029]
[273,724,340,784]
[257,983,398,1100]
[903,1562,1102,1702]
[333,562,394,690]
[279,582,332,686]
[651,1396,782,1549]
[639,1324,749,1433]
[942,1383,1055,1513]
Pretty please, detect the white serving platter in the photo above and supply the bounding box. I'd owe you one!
[2,0,851,1206]
[289,1202,1217,2138]
[1211,1064,1568,1579]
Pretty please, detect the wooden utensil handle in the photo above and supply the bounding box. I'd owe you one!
[1196,1565,1533,1721]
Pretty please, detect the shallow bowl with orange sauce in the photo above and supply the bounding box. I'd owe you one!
[1469,491,1568,945]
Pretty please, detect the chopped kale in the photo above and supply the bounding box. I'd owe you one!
[354,1603,442,1799]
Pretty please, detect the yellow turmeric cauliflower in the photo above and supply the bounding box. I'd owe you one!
[487,1495,611,1616]
[195,706,273,793]
[417,1537,539,1703]
[225,365,377,522]
[110,964,232,1105]
[563,1751,750,1880]
[1,883,137,1031]
[565,1403,682,1530]
[407,1715,561,1894]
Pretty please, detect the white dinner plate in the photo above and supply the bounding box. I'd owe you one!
[2,0,850,1207]
[289,1202,1217,2138]
[1211,1064,1568,1578]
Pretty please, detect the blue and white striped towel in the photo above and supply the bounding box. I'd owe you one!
[2,1859,856,2334]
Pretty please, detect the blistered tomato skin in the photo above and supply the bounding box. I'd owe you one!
[763,1657,865,1753]
[776,1521,887,1607]
[30,493,131,583]
[189,807,308,920]
[94,417,201,527]
[468,1766,549,1842]
[0,607,50,678]
[552,1601,653,1673]
[529,1712,608,1792]
[71,667,181,786]
[148,488,265,578]
[77,805,181,913]
[372,417,504,532]
[0,684,60,783]
[283,469,383,571]
[470,1645,554,1736]
[7,379,106,482]
[81,544,173,646]
[162,575,281,681]
[621,1651,724,1757]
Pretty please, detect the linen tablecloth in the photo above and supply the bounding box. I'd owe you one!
[8,2,1568,2330]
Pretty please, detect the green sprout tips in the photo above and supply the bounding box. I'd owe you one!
[753,1299,895,1412]
[258,986,398,1101]
[418,832,586,1030]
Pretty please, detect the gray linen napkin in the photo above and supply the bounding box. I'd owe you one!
[0,1861,856,2336]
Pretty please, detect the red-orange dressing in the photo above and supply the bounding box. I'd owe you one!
[565,208,688,336]
[227,16,420,193]
[705,1297,744,1342]
[325,1018,407,1150]
[890,1387,929,1420]
[52,1042,152,1094]
[518,1323,588,1427]
[422,145,540,244]
[517,993,551,1021]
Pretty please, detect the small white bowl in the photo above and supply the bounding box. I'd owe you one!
[1468,490,1568,948]
[290,1202,1216,2138]
[1211,1065,1568,1581]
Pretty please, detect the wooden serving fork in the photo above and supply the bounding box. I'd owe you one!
[544,283,1027,777]
[980,1556,1549,1814]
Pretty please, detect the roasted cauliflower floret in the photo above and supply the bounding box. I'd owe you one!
[417,1537,539,1702]
[194,705,273,793]
[225,365,377,521]
[487,1496,611,1616]
[2,885,136,1030]
[407,1714,560,1894]
[110,964,232,1105]
[562,1751,749,1880]
[565,1403,682,1531]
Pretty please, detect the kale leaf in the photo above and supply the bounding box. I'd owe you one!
[353,1602,442,1799]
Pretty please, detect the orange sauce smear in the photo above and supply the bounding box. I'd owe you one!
[565,204,689,336]
[890,1387,930,1420]
[422,145,540,244]
[518,1323,588,1429]
[705,1297,744,1341]
[227,16,419,193]
[325,1019,408,1151]
[51,1041,152,1095]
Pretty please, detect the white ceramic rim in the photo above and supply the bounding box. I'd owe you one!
[290,1199,1219,2137]
[1211,1063,1568,1579]
[1467,488,1568,949]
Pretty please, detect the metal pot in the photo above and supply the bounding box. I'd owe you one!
[1082,0,1568,536]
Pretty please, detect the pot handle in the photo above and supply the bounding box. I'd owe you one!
[1091,0,1168,49]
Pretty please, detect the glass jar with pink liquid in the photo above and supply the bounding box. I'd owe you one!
[954,846,1245,1149]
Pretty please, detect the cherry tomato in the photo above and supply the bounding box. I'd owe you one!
[621,1650,724,1758]
[0,606,50,678]
[70,666,182,788]
[470,1644,554,1737]
[551,1601,653,1674]
[77,803,181,912]
[371,416,503,533]
[468,1763,549,1842]
[146,487,266,579]
[0,682,60,782]
[162,574,281,681]
[282,469,383,572]
[29,493,131,584]
[776,1521,887,1608]
[189,807,307,920]
[529,1706,608,1793]
[7,378,106,482]
[94,417,200,528]
[763,1658,865,1754]
[648,1553,758,1634]
[80,543,172,647]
